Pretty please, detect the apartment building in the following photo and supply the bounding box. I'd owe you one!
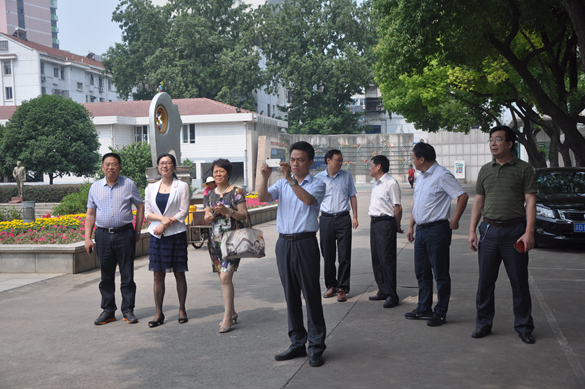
[0,0,58,49]
[0,32,124,106]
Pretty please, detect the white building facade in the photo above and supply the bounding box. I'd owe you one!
[0,32,123,106]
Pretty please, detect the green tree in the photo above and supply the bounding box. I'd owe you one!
[374,0,585,166]
[256,0,377,134]
[97,142,152,191]
[103,0,263,111]
[1,95,100,184]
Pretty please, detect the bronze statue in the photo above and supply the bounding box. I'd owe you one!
[13,161,26,198]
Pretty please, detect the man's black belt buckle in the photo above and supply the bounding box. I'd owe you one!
[371,215,394,222]
[100,223,133,234]
[483,217,525,228]
[321,211,350,218]
[417,219,448,229]
[279,232,316,241]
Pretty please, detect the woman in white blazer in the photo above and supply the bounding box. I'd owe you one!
[145,154,191,327]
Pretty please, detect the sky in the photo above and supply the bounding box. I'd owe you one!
[57,0,168,56]
[56,0,263,57]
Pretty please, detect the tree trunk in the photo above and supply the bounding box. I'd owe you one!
[49,174,54,185]
[564,0,585,73]
[547,132,560,167]
[515,119,546,168]
[560,141,573,167]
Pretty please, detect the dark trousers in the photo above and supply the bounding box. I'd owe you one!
[370,217,399,303]
[320,214,352,293]
[476,221,534,334]
[95,227,136,314]
[414,220,451,316]
[276,236,326,354]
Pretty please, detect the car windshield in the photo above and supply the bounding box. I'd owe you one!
[536,171,585,194]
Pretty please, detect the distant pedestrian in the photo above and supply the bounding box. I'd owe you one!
[367,155,403,309]
[202,176,216,197]
[468,125,537,344]
[144,154,190,328]
[406,143,468,327]
[258,141,327,367]
[315,150,358,303]
[85,153,144,325]
[408,164,415,189]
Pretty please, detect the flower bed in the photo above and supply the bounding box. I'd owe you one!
[245,192,277,209]
[0,212,148,245]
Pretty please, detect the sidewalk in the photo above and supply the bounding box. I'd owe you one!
[0,186,584,389]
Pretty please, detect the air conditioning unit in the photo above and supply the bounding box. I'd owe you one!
[99,87,104,93]
[41,75,46,82]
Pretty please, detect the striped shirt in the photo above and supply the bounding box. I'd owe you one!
[475,156,536,220]
[87,176,143,228]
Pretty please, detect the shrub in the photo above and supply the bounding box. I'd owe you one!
[52,183,92,216]
[0,184,84,203]
[0,207,22,222]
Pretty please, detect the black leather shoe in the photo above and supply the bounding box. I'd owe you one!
[369,293,385,301]
[383,297,398,308]
[471,327,492,338]
[274,346,307,361]
[404,309,433,320]
[94,311,116,325]
[519,333,535,344]
[309,352,325,367]
[123,311,138,324]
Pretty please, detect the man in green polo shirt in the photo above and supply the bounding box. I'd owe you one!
[468,125,537,344]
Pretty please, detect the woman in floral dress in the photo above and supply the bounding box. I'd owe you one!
[203,159,248,333]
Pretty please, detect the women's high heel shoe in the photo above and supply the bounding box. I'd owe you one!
[148,314,165,328]
[232,313,238,325]
[219,323,232,333]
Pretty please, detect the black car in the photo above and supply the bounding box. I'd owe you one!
[534,167,585,246]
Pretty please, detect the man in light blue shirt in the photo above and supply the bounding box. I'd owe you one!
[406,143,468,326]
[315,150,358,302]
[258,141,327,367]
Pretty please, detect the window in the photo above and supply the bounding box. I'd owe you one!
[40,62,45,75]
[98,77,103,88]
[60,67,64,79]
[41,87,46,95]
[89,74,94,86]
[267,104,270,117]
[90,95,96,102]
[52,89,60,96]
[53,66,59,78]
[108,79,112,90]
[182,124,195,143]
[0,41,8,50]
[135,126,149,143]
[76,82,83,90]
[3,61,11,75]
[86,95,89,102]
[5,87,13,100]
[99,98,105,102]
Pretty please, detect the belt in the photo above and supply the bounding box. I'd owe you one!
[417,219,448,229]
[97,223,134,234]
[279,232,316,241]
[483,217,525,228]
[321,211,350,218]
[371,215,394,222]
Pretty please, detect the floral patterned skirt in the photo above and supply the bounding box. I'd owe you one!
[208,223,240,273]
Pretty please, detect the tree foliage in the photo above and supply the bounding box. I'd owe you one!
[374,0,585,166]
[103,0,263,111]
[1,95,100,184]
[256,0,377,134]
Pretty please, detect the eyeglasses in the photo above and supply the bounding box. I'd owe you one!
[103,163,119,168]
[487,137,505,144]
[331,158,343,163]
[159,162,173,166]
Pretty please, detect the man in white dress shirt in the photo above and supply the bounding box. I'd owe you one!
[368,155,402,308]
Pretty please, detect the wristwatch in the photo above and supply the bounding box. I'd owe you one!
[289,178,298,187]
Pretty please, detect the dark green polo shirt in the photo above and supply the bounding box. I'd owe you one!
[475,155,537,220]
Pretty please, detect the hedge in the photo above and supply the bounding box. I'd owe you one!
[0,184,85,203]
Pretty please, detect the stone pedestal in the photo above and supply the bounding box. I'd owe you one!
[8,197,23,204]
